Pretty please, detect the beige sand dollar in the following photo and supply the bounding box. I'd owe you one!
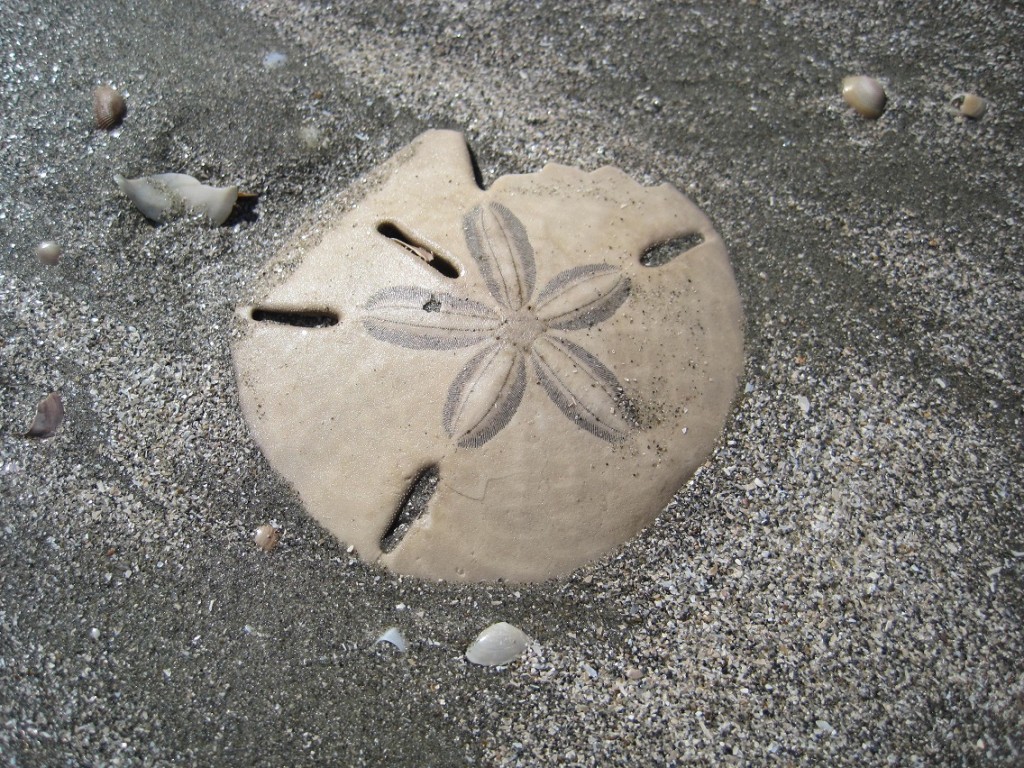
[232,130,743,582]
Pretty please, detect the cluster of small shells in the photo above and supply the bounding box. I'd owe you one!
[88,83,241,226]
[841,75,989,121]
[21,86,120,442]
[23,86,239,474]
[370,621,531,667]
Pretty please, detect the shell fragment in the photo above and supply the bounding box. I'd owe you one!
[115,173,238,226]
[375,627,408,652]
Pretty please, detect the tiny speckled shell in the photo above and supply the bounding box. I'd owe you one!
[93,85,126,130]
[253,524,280,551]
[842,75,886,119]
[465,622,529,666]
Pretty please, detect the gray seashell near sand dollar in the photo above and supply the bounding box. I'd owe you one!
[465,621,530,666]
[232,130,743,582]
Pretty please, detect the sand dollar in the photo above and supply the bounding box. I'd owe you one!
[232,130,743,582]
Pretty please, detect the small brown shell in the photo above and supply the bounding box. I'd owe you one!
[254,523,281,551]
[841,75,887,119]
[93,85,127,130]
[26,392,64,438]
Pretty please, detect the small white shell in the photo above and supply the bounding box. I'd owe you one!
[960,93,987,120]
[262,51,288,69]
[375,627,408,652]
[115,173,238,226]
[35,240,62,265]
[253,523,280,551]
[465,621,529,666]
[841,75,887,119]
[93,85,127,130]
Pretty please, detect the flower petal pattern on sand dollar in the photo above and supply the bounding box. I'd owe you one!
[534,264,631,330]
[363,203,635,447]
[464,202,536,310]
[363,286,500,349]
[443,344,527,447]
[530,335,635,443]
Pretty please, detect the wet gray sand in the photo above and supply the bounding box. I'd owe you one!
[1,1,1021,765]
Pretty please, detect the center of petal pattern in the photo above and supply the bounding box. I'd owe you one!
[362,201,636,448]
[499,309,546,349]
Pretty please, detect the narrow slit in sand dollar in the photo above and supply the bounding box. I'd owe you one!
[378,221,462,278]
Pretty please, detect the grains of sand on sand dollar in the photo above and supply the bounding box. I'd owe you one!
[841,75,887,119]
[960,93,987,119]
[253,523,281,551]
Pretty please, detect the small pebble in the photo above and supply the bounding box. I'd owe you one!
[253,523,281,551]
[841,75,887,119]
[959,93,987,119]
[35,241,62,265]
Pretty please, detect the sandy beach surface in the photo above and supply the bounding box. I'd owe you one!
[1,1,1021,765]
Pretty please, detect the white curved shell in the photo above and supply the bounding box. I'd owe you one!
[374,627,408,652]
[465,621,529,666]
[115,173,238,226]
